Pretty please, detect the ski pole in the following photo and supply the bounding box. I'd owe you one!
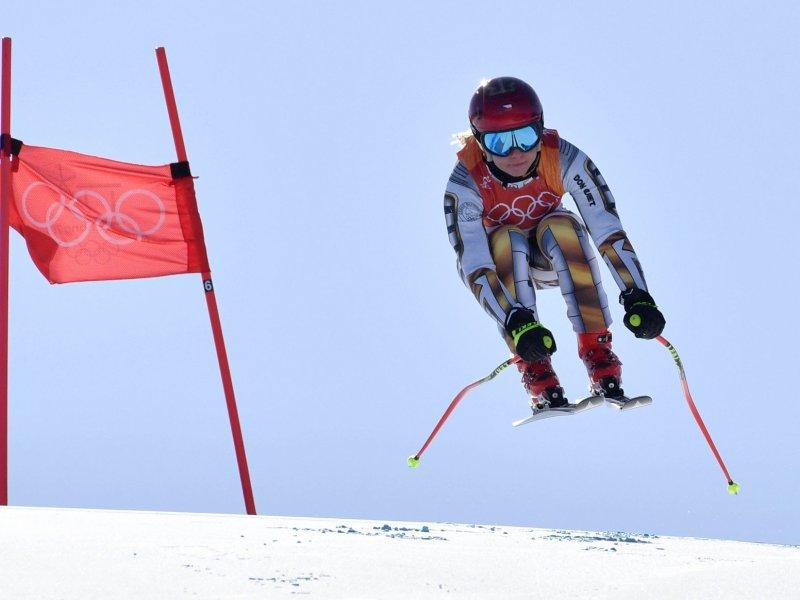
[656,336,740,494]
[408,356,521,468]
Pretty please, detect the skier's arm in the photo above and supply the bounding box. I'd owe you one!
[559,138,649,294]
[444,162,521,327]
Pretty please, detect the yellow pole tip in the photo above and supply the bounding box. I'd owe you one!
[728,482,741,495]
[407,456,420,468]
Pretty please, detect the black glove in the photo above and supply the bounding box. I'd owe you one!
[505,308,557,361]
[620,289,666,339]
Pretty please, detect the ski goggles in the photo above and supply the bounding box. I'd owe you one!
[480,124,542,157]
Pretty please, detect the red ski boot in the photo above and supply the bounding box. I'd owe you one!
[518,357,567,408]
[578,330,624,398]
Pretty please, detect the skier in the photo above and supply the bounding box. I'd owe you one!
[444,77,666,413]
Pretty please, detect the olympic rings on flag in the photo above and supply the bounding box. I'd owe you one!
[20,182,167,248]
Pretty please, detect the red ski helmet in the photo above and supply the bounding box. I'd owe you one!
[469,77,543,134]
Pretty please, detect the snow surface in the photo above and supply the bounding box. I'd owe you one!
[1,506,798,599]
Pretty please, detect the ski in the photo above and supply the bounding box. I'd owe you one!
[512,395,604,427]
[604,395,652,411]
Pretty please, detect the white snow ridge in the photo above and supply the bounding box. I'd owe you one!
[1,506,798,599]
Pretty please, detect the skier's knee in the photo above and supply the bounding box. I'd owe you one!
[536,213,588,258]
[489,226,530,262]
[538,212,583,237]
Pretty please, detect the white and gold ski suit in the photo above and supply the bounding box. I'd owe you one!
[444,130,648,350]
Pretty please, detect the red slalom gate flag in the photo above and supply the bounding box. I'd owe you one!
[7,143,209,283]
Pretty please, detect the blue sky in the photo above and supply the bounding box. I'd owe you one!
[3,1,799,545]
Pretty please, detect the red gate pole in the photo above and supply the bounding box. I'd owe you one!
[155,46,256,515]
[0,37,13,506]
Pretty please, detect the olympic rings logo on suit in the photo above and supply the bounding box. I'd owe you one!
[21,182,167,248]
[485,191,560,228]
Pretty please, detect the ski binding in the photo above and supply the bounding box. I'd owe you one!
[512,395,604,427]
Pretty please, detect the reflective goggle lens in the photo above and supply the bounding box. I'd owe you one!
[482,125,540,157]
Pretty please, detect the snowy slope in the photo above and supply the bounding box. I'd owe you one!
[0,506,798,599]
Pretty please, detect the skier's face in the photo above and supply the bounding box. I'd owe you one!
[491,144,540,178]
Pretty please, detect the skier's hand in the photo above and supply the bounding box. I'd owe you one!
[505,308,557,361]
[621,289,666,339]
